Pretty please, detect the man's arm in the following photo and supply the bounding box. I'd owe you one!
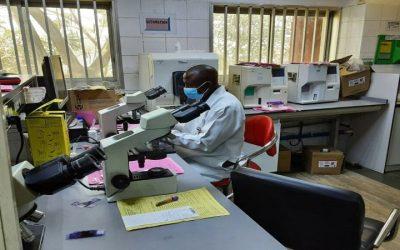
[171,106,243,152]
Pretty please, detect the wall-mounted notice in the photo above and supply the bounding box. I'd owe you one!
[145,17,171,31]
[140,13,176,34]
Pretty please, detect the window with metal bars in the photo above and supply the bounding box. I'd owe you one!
[212,5,341,81]
[0,0,116,88]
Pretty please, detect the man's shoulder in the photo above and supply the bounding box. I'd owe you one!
[217,91,244,113]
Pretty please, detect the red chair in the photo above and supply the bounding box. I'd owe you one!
[212,115,277,194]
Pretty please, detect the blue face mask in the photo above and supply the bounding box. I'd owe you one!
[183,82,208,100]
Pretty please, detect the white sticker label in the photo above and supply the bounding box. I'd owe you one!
[318,161,337,168]
[348,76,366,87]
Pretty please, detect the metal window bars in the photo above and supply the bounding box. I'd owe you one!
[1,0,114,85]
[213,5,340,80]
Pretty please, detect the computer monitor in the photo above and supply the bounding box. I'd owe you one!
[41,55,68,109]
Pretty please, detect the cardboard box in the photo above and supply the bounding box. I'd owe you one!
[67,88,121,120]
[304,146,344,175]
[278,146,291,172]
[339,66,371,98]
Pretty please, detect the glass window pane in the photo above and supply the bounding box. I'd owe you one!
[272,15,283,64]
[226,13,237,71]
[283,15,293,64]
[292,15,304,63]
[238,13,249,63]
[261,14,270,63]
[213,13,224,78]
[249,14,261,62]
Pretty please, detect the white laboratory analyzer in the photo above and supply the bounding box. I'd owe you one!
[227,64,288,108]
[285,63,340,104]
[139,52,219,110]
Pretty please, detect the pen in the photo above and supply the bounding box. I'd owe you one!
[156,195,179,207]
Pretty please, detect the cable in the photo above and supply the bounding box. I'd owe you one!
[72,135,100,144]
[77,180,105,191]
[16,129,24,163]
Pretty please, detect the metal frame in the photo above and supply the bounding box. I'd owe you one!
[300,8,308,62]
[2,0,117,87]
[268,8,275,63]
[24,0,39,74]
[223,5,228,82]
[290,8,298,62]
[310,8,319,62]
[60,0,73,79]
[76,0,89,82]
[235,6,240,63]
[17,3,32,74]
[280,8,287,64]
[6,0,22,74]
[247,6,252,62]
[258,8,264,63]
[42,0,52,55]
[93,0,104,80]
[211,4,341,78]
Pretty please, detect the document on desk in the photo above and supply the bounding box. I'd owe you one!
[117,187,230,231]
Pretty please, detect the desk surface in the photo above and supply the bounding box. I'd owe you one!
[2,75,36,105]
[245,97,388,120]
[36,154,284,250]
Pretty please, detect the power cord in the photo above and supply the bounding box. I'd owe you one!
[77,180,105,191]
[7,116,24,163]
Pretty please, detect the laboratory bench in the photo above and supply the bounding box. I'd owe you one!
[35,153,285,250]
[245,97,388,121]
[244,97,388,149]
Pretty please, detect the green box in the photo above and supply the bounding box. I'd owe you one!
[374,35,400,64]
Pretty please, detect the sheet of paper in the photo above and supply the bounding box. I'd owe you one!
[87,157,184,186]
[122,206,198,229]
[129,157,184,174]
[117,187,229,231]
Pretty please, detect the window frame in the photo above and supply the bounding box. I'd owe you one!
[210,4,341,81]
[0,0,119,88]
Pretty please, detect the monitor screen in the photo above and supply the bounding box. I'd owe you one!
[49,55,68,109]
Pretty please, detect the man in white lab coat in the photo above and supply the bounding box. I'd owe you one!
[170,65,245,182]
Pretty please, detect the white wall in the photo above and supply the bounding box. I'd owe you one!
[337,1,400,61]
[116,0,350,90]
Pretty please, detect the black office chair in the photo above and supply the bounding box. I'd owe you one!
[231,168,399,250]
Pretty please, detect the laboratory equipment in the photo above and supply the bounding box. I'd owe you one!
[100,101,210,202]
[41,55,69,109]
[374,35,400,64]
[12,146,107,248]
[286,63,340,104]
[98,86,167,138]
[139,52,218,109]
[227,64,288,108]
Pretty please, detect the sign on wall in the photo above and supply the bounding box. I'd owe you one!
[140,13,176,34]
[145,17,171,31]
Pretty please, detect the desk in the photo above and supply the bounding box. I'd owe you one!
[245,97,388,148]
[36,154,285,250]
[2,75,37,110]
[245,97,388,121]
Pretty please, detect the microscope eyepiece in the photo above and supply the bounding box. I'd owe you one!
[24,146,106,195]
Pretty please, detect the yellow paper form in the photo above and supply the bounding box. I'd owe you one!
[117,187,230,231]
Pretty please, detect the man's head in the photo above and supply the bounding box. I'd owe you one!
[183,65,218,94]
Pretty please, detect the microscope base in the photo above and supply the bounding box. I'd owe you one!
[22,223,45,250]
[107,175,178,202]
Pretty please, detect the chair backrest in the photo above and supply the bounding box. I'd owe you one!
[244,115,276,156]
[231,168,365,250]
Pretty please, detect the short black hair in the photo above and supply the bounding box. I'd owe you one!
[185,64,218,86]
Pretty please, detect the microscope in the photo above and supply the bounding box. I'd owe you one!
[100,101,210,202]
[12,146,107,249]
[98,86,167,138]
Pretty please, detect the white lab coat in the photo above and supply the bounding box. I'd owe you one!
[171,86,245,181]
